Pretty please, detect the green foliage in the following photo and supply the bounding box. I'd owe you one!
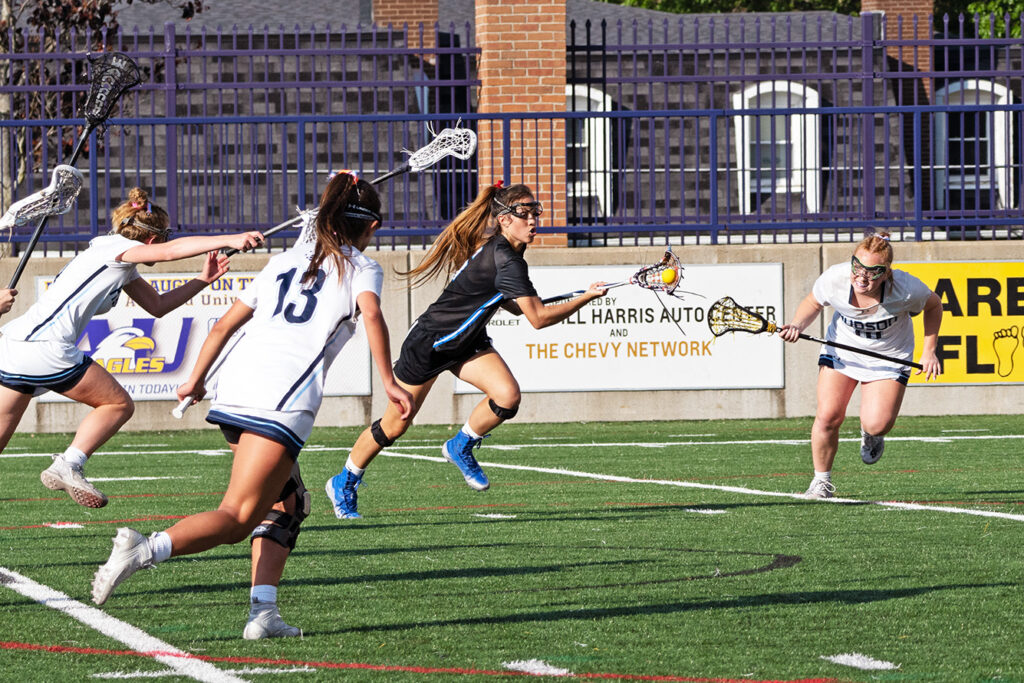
[600,0,862,17]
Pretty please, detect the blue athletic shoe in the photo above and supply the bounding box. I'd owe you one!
[325,468,364,519]
[442,431,489,491]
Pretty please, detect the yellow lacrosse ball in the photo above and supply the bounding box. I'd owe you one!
[661,269,677,285]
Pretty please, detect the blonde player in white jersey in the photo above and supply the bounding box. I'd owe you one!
[0,187,264,508]
[91,171,414,638]
[778,232,943,498]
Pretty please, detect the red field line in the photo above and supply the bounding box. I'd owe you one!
[0,641,840,682]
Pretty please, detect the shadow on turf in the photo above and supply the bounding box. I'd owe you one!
[310,581,1016,637]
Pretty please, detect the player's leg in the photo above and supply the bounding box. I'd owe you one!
[42,363,134,508]
[857,377,907,465]
[0,385,34,452]
[441,349,521,491]
[805,365,858,498]
[245,462,309,639]
[326,377,434,519]
[92,432,294,605]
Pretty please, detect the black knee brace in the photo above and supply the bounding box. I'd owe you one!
[371,418,395,447]
[251,465,311,550]
[488,398,519,421]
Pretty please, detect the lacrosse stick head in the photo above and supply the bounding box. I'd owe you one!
[407,126,477,172]
[631,249,683,295]
[292,207,321,247]
[82,52,143,128]
[0,165,84,231]
[708,296,777,337]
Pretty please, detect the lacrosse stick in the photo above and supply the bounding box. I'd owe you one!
[224,125,479,256]
[541,248,684,304]
[171,329,246,418]
[0,166,84,231]
[707,296,924,370]
[7,52,143,289]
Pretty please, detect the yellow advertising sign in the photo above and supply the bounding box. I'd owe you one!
[903,261,1024,385]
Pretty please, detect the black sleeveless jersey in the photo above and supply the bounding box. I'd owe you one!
[415,234,538,353]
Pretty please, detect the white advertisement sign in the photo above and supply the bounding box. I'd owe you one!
[38,271,371,402]
[454,263,785,393]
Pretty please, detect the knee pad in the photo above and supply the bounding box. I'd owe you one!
[370,418,395,447]
[251,466,311,550]
[488,398,518,421]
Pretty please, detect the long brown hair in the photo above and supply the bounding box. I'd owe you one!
[404,183,534,288]
[302,171,382,284]
[111,188,170,242]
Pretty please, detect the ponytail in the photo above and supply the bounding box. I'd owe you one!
[404,182,534,288]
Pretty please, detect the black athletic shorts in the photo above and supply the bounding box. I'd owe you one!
[393,323,494,386]
[0,355,93,396]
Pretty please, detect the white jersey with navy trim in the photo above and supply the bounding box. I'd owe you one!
[212,243,383,416]
[812,263,933,374]
[1,233,141,345]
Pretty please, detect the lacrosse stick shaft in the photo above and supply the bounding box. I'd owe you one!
[797,333,924,370]
[541,280,628,305]
[6,130,94,289]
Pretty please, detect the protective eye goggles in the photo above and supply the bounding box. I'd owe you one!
[496,199,543,219]
[850,255,888,281]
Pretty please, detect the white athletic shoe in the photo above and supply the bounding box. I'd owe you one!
[803,478,836,499]
[861,431,886,465]
[92,528,154,605]
[243,601,302,640]
[41,455,108,508]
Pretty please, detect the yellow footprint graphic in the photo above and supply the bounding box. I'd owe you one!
[993,326,1019,378]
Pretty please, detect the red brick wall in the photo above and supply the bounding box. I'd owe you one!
[373,0,438,50]
[862,0,935,96]
[477,0,567,247]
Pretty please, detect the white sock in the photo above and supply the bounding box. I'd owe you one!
[462,422,483,440]
[344,456,365,478]
[813,470,832,483]
[61,446,88,468]
[251,585,278,604]
[147,532,173,564]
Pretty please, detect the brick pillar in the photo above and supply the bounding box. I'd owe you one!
[373,0,438,51]
[861,0,934,98]
[477,0,567,247]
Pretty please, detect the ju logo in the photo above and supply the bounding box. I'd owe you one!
[78,317,194,374]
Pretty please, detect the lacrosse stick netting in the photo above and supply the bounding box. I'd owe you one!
[0,165,84,231]
[708,296,777,336]
[632,248,684,295]
[83,52,143,130]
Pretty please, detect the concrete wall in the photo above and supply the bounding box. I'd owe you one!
[3,239,1020,434]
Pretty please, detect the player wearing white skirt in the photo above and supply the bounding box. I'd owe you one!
[0,187,264,508]
[779,232,943,498]
[91,171,413,639]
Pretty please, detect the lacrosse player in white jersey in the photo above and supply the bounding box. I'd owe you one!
[92,171,413,639]
[779,231,943,498]
[0,187,264,508]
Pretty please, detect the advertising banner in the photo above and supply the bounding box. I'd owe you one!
[454,262,784,393]
[38,272,371,402]
[904,261,1024,385]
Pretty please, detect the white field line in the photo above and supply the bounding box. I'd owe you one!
[0,568,245,683]
[5,431,1024,460]
[377,451,1024,523]
[5,434,1024,522]
[93,667,314,679]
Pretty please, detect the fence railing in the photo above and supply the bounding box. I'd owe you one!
[3,104,1021,254]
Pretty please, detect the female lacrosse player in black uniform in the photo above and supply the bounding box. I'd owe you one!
[325,182,607,518]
